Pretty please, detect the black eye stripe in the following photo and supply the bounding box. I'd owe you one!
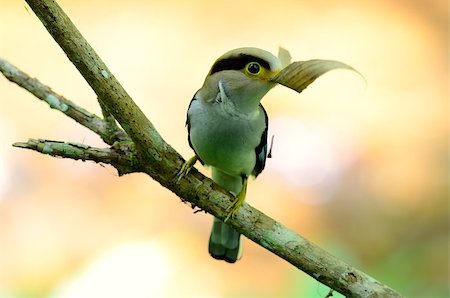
[209,54,271,75]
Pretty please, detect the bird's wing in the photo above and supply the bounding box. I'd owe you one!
[252,104,269,177]
[186,93,205,165]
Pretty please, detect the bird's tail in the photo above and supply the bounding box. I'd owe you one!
[208,168,243,263]
[209,217,242,263]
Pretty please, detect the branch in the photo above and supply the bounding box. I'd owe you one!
[0,57,129,145]
[4,0,402,296]
[13,139,139,175]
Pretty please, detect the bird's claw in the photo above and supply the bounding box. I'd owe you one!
[224,196,244,222]
[224,178,248,222]
[176,155,198,184]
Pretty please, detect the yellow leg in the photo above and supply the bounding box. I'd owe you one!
[224,176,248,222]
[176,155,198,183]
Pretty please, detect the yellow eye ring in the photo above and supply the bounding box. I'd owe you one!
[245,62,262,76]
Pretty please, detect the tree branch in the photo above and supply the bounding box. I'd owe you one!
[13,139,139,175]
[0,57,129,145]
[2,0,402,296]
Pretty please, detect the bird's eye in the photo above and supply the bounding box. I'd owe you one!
[246,62,261,75]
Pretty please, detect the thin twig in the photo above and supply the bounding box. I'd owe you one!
[325,288,334,298]
[13,138,139,175]
[0,57,129,145]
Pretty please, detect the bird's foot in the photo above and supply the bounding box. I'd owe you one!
[176,155,198,183]
[224,177,248,222]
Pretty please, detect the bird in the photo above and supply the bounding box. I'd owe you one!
[177,47,283,263]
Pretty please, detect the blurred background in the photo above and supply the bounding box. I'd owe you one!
[0,0,448,297]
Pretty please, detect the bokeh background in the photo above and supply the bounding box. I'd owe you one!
[0,0,448,297]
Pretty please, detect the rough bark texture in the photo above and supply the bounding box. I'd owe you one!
[1,0,403,296]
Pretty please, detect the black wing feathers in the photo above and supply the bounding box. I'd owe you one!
[252,105,269,177]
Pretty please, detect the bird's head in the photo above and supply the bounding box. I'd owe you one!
[198,47,283,113]
[197,47,360,114]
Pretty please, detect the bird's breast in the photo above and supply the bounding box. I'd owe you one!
[188,99,265,177]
